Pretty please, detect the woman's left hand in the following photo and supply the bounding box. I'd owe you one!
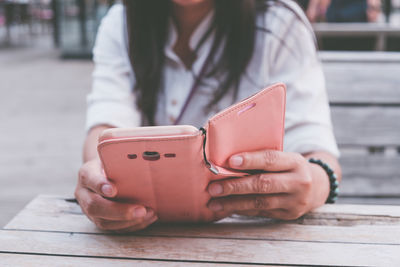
[207,150,335,220]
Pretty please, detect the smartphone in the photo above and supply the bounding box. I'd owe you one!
[99,125,199,142]
[97,83,286,222]
[97,125,214,222]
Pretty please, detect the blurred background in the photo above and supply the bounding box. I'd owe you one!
[1,0,400,227]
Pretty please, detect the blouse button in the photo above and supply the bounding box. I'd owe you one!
[171,99,178,106]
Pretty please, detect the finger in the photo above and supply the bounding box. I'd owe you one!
[258,209,302,221]
[212,210,234,221]
[234,209,290,219]
[79,160,117,198]
[115,215,159,233]
[208,194,289,213]
[96,213,158,231]
[208,173,295,197]
[77,187,150,221]
[229,150,302,172]
[234,210,262,217]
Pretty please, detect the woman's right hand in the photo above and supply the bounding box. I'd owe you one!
[75,159,158,232]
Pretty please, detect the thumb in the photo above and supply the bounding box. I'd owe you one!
[79,160,117,198]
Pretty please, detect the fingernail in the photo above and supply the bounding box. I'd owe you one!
[101,184,113,196]
[133,207,146,218]
[149,216,158,224]
[208,184,223,196]
[230,155,243,167]
[208,202,223,212]
[144,209,155,220]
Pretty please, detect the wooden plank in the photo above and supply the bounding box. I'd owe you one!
[313,22,400,36]
[309,202,400,217]
[5,196,400,244]
[0,230,399,266]
[0,253,256,267]
[319,51,400,63]
[331,106,400,146]
[339,152,400,196]
[338,197,400,205]
[323,62,400,104]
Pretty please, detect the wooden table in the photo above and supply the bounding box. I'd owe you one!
[1,195,400,266]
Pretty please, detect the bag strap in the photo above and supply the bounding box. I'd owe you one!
[173,56,211,125]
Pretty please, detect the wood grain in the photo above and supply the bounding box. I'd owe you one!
[0,253,257,267]
[314,22,400,36]
[324,63,400,104]
[320,52,400,199]
[0,230,399,266]
[5,196,400,244]
[321,52,400,104]
[338,197,400,205]
[320,51,400,63]
[339,152,400,196]
[313,23,400,50]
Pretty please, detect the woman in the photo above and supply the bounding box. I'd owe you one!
[75,0,342,232]
[298,0,381,22]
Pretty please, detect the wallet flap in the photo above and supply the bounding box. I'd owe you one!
[205,83,286,169]
[208,164,250,180]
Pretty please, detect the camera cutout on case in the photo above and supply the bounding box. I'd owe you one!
[237,103,256,116]
[127,154,137,159]
[164,153,176,158]
[143,151,160,161]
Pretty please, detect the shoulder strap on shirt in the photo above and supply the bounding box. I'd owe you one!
[173,55,212,125]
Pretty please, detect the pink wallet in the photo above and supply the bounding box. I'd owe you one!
[97,83,286,222]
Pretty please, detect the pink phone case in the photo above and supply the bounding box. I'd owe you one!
[97,83,286,222]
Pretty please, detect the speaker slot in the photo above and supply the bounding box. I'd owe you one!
[143,151,160,161]
[127,154,137,159]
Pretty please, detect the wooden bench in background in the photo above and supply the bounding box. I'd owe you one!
[314,23,400,51]
[320,51,400,204]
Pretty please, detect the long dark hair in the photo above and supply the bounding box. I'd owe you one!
[123,0,273,125]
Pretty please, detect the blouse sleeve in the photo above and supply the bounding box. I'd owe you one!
[85,4,141,132]
[267,3,340,157]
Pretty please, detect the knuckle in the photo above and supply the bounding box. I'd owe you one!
[266,197,278,209]
[300,174,313,190]
[85,196,99,216]
[255,174,272,193]
[95,219,109,230]
[253,196,268,209]
[79,162,105,192]
[288,209,304,220]
[292,153,304,165]
[227,181,242,194]
[258,210,271,217]
[297,197,309,208]
[78,166,87,183]
[74,188,80,203]
[79,166,97,189]
[123,209,135,221]
[262,150,278,167]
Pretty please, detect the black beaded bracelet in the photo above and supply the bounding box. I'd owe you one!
[308,158,339,204]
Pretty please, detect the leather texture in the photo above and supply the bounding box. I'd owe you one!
[97,83,286,222]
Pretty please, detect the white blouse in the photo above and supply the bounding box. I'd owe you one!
[87,0,340,157]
